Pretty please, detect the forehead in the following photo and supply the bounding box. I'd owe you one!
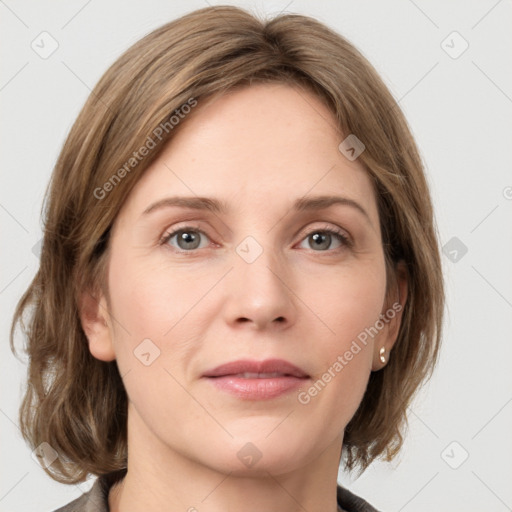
[115,83,379,227]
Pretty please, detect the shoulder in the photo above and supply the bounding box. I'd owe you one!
[51,469,127,512]
[51,480,105,512]
[337,484,381,512]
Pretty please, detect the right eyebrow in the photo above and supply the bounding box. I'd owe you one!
[142,196,227,216]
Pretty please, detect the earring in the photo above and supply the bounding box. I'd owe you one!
[379,347,386,363]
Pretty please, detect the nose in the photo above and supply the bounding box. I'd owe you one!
[222,242,297,331]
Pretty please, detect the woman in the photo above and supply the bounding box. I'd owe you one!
[10,5,444,512]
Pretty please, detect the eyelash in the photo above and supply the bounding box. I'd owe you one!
[158,223,352,254]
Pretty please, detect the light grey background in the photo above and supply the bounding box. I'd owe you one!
[1,1,511,511]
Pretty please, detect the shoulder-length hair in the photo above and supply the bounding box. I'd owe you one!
[10,5,444,483]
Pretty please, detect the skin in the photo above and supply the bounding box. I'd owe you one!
[80,82,407,512]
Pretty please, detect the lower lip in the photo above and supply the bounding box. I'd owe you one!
[205,375,309,400]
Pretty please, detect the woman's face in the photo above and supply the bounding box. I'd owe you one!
[86,83,399,475]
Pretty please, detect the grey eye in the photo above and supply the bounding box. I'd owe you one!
[164,229,208,251]
[298,230,346,251]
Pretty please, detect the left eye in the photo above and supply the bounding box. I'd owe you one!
[298,228,350,251]
[160,226,350,252]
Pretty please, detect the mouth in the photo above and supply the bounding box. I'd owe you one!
[202,359,310,400]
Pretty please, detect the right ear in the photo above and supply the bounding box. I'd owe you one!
[78,288,116,362]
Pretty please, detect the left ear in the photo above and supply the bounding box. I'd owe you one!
[371,260,408,371]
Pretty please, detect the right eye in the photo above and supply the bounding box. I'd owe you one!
[159,226,211,252]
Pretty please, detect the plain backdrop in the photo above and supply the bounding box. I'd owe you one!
[1,1,511,511]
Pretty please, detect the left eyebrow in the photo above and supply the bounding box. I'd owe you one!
[141,194,371,223]
[293,195,370,222]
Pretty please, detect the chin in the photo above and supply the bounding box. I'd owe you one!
[198,435,316,477]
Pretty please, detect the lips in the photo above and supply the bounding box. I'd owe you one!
[202,358,309,379]
[202,359,310,399]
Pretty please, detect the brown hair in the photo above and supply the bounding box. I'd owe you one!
[10,5,444,483]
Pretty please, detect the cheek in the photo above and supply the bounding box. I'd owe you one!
[107,255,206,339]
[106,254,223,386]
[297,261,386,409]
[307,258,387,347]
[105,257,205,419]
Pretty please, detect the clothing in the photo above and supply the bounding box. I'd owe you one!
[52,468,380,512]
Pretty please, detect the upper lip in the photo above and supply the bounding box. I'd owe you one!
[202,358,309,378]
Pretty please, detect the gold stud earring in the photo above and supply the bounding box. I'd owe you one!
[379,347,386,364]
